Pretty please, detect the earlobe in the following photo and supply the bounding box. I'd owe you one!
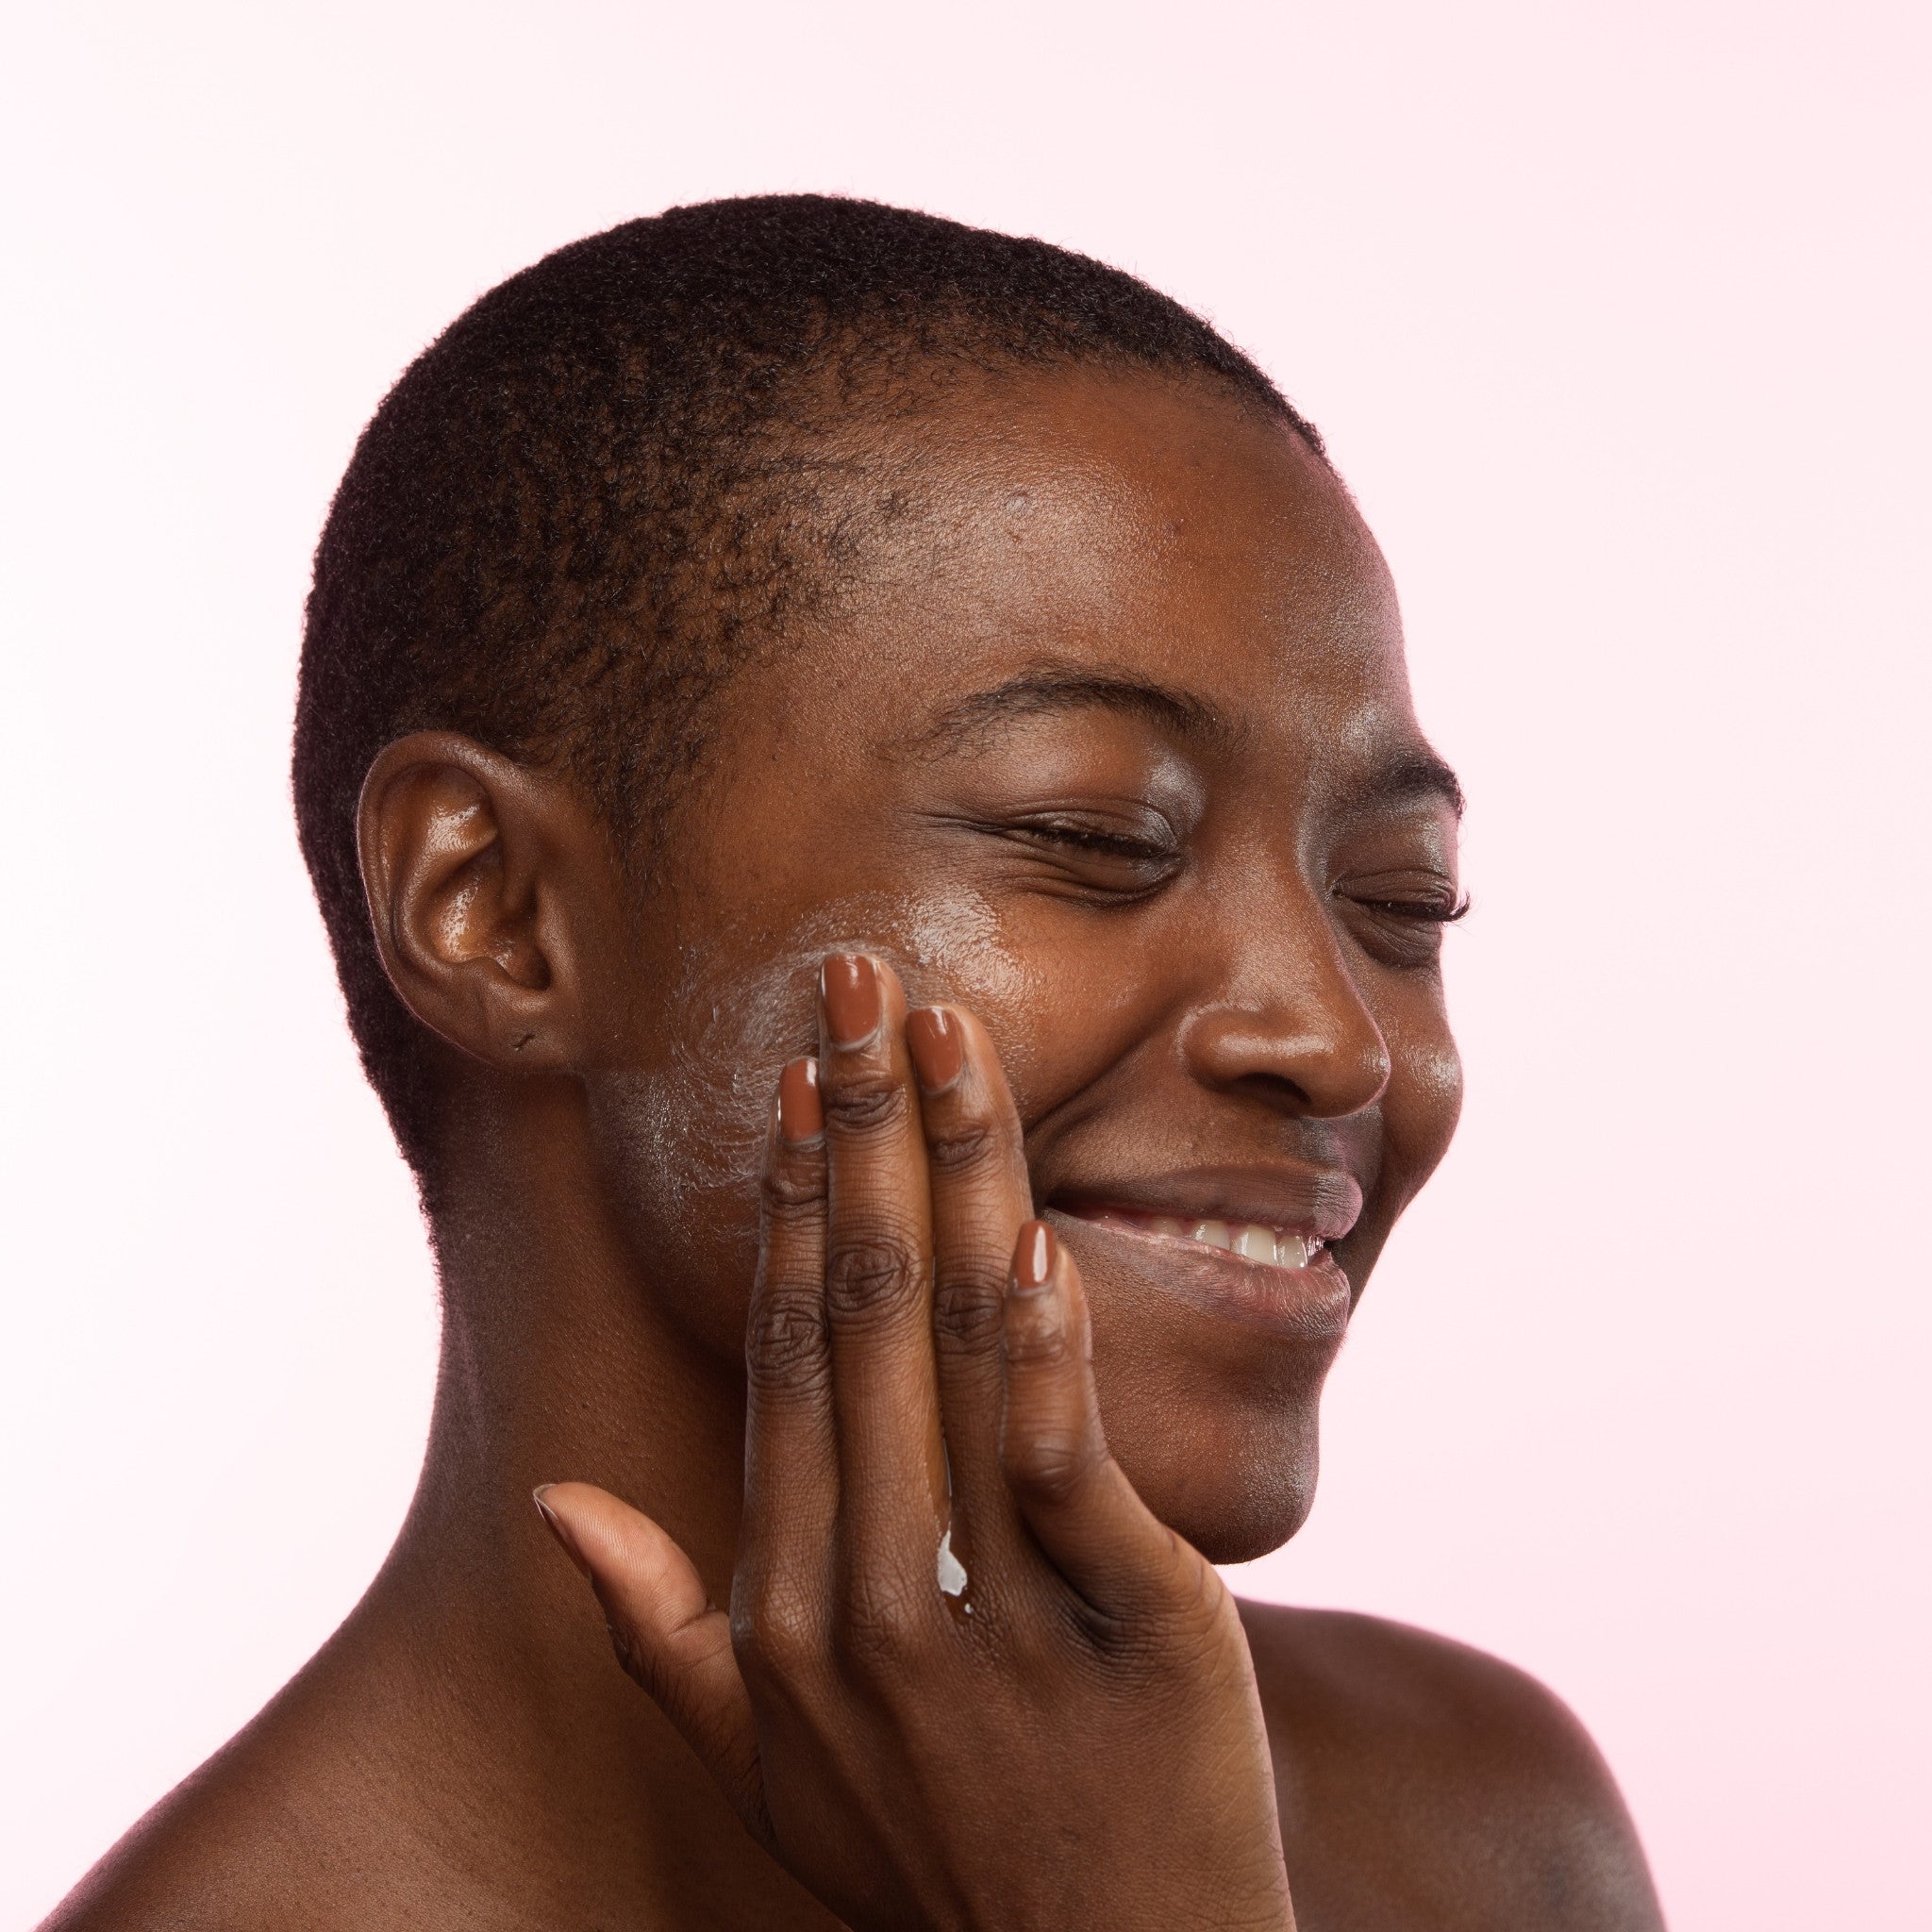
[355,732,603,1075]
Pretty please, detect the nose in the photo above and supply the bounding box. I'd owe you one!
[1179,901,1391,1120]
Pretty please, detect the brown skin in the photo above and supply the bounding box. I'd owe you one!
[44,367,1663,1929]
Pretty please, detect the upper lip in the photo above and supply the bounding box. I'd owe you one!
[1049,1163,1364,1244]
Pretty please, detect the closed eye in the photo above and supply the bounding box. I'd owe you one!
[1334,874,1469,968]
[932,809,1186,901]
[1352,893,1471,924]
[1017,822,1176,863]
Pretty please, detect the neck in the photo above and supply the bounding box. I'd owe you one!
[295,1083,825,1929]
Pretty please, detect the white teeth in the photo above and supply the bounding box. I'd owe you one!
[1073,1207,1325,1272]
[1235,1224,1277,1262]
[1184,1218,1321,1269]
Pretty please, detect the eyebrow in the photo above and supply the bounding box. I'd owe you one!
[1361,746,1466,819]
[910,661,1464,818]
[912,666,1240,758]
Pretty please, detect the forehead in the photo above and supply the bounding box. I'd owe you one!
[811,363,1416,760]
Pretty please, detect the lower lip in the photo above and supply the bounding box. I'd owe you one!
[1048,1208,1353,1341]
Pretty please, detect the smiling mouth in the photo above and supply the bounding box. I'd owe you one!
[1059,1204,1327,1273]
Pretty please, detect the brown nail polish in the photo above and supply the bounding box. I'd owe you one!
[1013,1220,1056,1292]
[906,1007,965,1093]
[533,1486,591,1580]
[777,1058,824,1141]
[822,954,881,1047]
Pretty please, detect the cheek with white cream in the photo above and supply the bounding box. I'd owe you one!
[584,885,1043,1361]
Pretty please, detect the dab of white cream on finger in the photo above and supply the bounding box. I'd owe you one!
[936,1526,969,1599]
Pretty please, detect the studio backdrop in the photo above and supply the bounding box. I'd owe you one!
[3,4,1927,1926]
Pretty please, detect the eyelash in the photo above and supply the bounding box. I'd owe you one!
[972,818,1469,932]
[1349,892,1471,924]
[1024,824,1177,862]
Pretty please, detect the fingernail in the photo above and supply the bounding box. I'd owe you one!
[822,954,881,1047]
[777,1057,824,1141]
[906,1007,965,1093]
[533,1486,591,1580]
[1013,1220,1056,1293]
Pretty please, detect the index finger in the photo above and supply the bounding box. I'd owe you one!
[737,1058,839,1629]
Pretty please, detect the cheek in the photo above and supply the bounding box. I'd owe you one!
[895,888,1049,1087]
[1382,996,1463,1204]
[581,888,1050,1357]
[593,956,808,1255]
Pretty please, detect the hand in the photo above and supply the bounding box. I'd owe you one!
[536,954,1296,1932]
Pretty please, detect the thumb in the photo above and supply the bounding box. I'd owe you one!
[534,1482,770,1843]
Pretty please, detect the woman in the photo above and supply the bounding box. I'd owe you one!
[48,196,1662,1930]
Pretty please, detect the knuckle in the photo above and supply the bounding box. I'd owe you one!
[1002,1297,1073,1367]
[745,1288,830,1389]
[760,1159,826,1220]
[823,1073,911,1137]
[1007,1425,1103,1505]
[931,1266,1006,1357]
[732,1586,819,1685]
[923,1114,999,1175]
[824,1236,925,1326]
[834,1574,924,1672]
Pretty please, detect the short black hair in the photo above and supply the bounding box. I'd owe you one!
[292,193,1320,1186]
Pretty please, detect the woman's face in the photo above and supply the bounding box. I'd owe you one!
[590,366,1463,1563]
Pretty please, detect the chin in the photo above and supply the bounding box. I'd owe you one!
[1105,1390,1326,1566]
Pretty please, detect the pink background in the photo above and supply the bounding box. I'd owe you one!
[4,4,1926,1924]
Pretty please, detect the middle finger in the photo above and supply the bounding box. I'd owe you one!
[817,953,949,1595]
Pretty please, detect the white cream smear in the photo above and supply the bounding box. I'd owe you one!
[609,887,1043,1236]
[936,1527,969,1600]
[1065,1207,1325,1272]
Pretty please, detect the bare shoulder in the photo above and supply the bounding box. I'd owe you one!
[1239,1600,1665,1932]
[38,1718,337,1932]
[36,1641,468,1932]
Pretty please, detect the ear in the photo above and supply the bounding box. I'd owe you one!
[356,731,614,1074]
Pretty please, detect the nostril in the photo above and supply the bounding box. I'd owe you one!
[1179,1004,1391,1119]
[1231,1067,1314,1110]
